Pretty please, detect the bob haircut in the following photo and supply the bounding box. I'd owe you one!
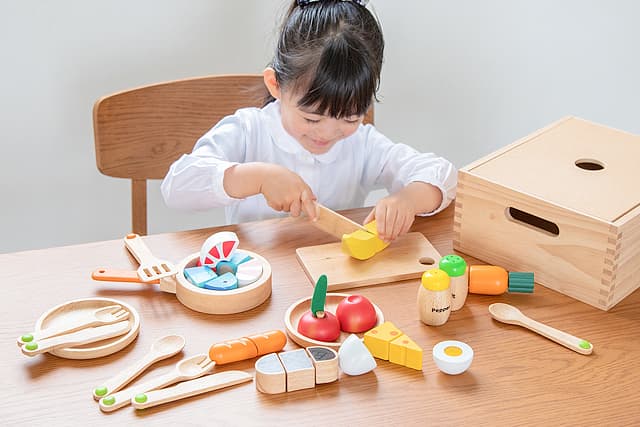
[271,0,384,118]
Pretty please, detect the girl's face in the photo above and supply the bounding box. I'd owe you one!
[279,90,364,155]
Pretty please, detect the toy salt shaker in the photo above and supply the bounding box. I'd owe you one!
[439,254,468,311]
[417,268,451,326]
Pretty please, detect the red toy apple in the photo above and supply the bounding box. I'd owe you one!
[297,275,341,342]
[297,310,341,342]
[336,294,377,333]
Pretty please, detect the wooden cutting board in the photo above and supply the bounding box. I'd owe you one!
[295,232,442,291]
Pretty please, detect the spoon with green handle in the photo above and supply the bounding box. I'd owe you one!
[93,334,185,400]
[488,303,593,355]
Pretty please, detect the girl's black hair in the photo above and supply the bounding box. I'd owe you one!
[269,0,384,118]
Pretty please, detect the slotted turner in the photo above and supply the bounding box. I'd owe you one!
[124,234,177,282]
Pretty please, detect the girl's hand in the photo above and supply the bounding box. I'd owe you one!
[363,182,442,242]
[259,164,317,219]
[364,194,416,242]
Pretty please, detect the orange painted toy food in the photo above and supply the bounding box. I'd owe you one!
[468,265,509,295]
[209,330,287,364]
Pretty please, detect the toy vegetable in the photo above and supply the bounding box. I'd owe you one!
[468,266,534,295]
[297,275,341,341]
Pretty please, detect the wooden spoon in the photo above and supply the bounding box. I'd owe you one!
[99,353,215,412]
[18,304,128,346]
[93,335,186,400]
[488,303,593,355]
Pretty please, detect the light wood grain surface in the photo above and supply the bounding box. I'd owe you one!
[3,206,639,426]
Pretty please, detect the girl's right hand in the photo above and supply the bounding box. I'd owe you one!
[259,164,317,219]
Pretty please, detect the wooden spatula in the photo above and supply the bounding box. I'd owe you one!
[124,234,177,282]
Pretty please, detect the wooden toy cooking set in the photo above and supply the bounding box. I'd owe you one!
[297,203,443,291]
[454,116,640,311]
[93,231,272,314]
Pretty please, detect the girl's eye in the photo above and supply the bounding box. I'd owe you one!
[304,118,321,124]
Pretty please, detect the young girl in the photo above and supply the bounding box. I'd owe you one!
[161,0,456,242]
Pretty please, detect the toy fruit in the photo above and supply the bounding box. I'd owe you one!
[336,295,377,333]
[297,275,341,342]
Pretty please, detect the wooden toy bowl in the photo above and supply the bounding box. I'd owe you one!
[284,293,384,349]
[34,297,140,359]
[174,251,272,315]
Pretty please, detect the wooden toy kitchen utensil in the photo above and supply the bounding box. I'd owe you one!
[99,353,215,412]
[94,252,272,315]
[488,303,593,355]
[131,370,252,410]
[18,304,128,346]
[124,233,178,282]
[93,335,186,400]
[21,321,131,357]
[32,297,140,359]
[311,203,369,238]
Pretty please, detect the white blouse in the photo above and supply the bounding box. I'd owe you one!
[161,100,457,224]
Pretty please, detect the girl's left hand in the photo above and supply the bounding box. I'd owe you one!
[364,194,416,242]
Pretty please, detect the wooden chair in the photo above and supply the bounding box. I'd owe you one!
[93,74,374,235]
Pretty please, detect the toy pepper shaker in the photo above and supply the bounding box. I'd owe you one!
[417,269,451,326]
[439,255,468,311]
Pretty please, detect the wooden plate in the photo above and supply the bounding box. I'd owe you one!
[34,297,140,359]
[284,293,384,349]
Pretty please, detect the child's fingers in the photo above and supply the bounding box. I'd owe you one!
[363,208,376,225]
[300,189,317,220]
[289,198,302,217]
[384,209,400,241]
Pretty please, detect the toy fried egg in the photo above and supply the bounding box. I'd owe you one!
[432,340,473,375]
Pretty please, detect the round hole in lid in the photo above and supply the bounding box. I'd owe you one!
[575,158,604,171]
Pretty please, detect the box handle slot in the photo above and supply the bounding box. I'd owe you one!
[506,207,559,236]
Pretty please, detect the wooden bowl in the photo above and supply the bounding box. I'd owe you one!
[284,293,384,349]
[174,251,272,314]
[34,297,140,359]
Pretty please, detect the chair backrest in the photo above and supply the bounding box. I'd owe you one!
[93,74,374,235]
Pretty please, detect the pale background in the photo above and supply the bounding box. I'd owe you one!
[1,0,638,253]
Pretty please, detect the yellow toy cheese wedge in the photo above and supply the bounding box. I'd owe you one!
[341,221,390,260]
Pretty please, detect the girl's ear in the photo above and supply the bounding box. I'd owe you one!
[263,67,281,99]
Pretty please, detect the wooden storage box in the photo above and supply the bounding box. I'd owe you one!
[453,117,640,311]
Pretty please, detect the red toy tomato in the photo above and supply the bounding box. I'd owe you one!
[297,311,341,342]
[336,295,377,333]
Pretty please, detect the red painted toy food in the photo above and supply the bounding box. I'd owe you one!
[336,294,377,333]
[296,275,341,342]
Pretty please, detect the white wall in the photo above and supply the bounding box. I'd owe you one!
[1,1,639,253]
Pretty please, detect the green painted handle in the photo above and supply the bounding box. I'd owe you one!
[311,275,328,317]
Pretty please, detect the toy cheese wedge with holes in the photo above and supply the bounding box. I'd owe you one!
[341,220,390,260]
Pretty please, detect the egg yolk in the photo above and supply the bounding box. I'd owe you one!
[444,345,463,357]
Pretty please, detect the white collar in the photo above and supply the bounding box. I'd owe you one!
[263,100,346,164]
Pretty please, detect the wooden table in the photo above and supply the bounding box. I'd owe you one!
[3,206,639,425]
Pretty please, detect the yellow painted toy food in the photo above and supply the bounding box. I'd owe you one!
[341,221,390,260]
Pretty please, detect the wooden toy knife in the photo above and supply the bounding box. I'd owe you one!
[311,203,372,239]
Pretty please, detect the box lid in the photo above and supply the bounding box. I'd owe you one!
[468,117,640,222]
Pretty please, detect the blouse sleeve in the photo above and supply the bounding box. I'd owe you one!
[360,125,457,216]
[160,114,248,210]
